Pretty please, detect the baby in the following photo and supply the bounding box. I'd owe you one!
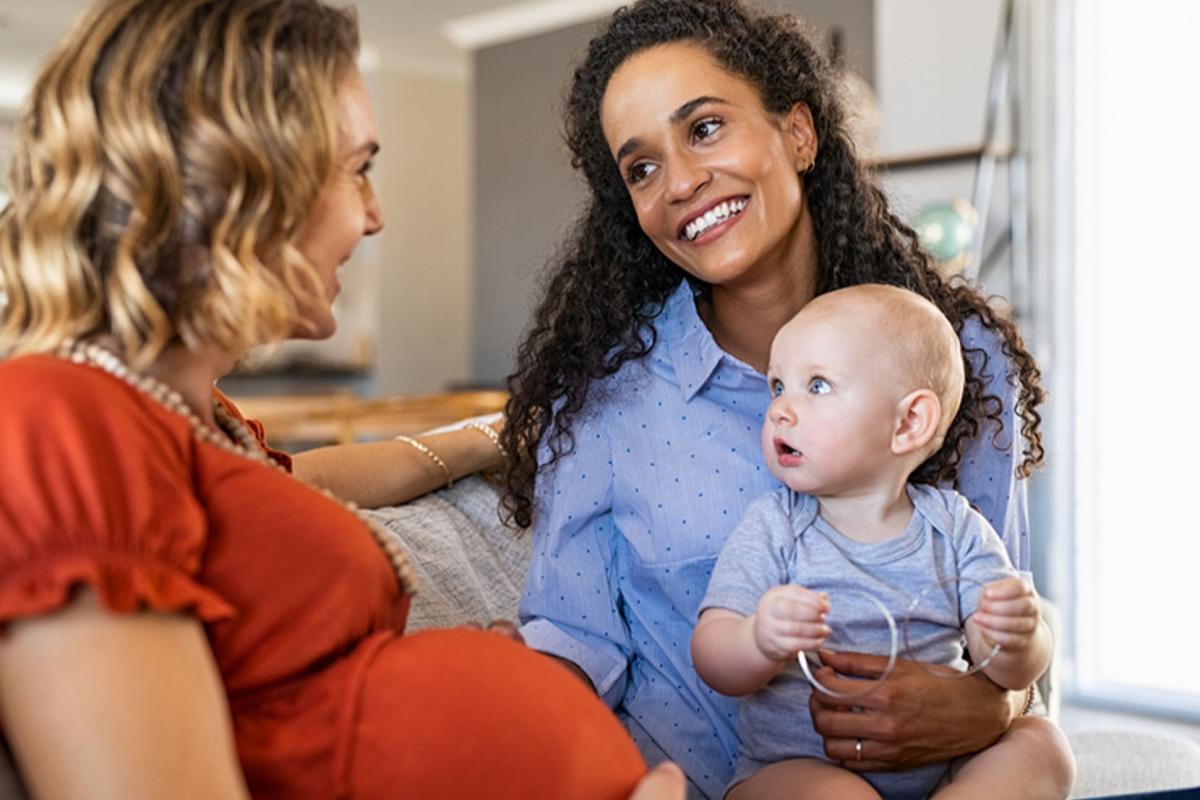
[691,285,1073,799]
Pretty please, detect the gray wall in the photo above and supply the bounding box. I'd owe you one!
[471,1,875,386]
[471,21,598,387]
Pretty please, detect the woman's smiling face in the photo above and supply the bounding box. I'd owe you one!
[294,67,384,340]
[600,42,817,288]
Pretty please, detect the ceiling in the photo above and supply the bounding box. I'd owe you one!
[0,0,621,110]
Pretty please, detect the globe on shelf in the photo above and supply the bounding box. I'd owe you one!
[914,198,978,275]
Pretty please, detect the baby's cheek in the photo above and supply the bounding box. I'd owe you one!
[759,424,775,463]
[760,427,791,487]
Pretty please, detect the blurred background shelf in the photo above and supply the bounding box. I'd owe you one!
[867,145,1012,172]
[229,390,507,450]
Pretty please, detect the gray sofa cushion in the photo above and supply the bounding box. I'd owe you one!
[1069,732,1200,799]
[364,477,528,632]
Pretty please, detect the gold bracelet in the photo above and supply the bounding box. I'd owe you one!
[466,420,507,458]
[395,434,452,487]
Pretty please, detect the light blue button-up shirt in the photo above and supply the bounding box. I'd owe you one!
[519,280,1030,800]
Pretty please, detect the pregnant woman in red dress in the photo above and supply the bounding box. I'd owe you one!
[0,1,681,797]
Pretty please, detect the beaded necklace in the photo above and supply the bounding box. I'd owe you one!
[56,340,418,595]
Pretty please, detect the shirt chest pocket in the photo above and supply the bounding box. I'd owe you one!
[614,443,775,565]
[624,550,720,629]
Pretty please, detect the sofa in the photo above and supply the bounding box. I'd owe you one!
[2,477,1198,798]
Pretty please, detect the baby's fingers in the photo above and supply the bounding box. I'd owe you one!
[774,617,832,643]
[757,617,829,661]
[781,629,830,655]
[776,585,831,613]
[983,577,1031,602]
[972,613,1038,650]
[977,592,1038,620]
[770,589,829,622]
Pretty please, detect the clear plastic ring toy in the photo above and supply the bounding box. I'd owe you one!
[797,588,898,700]
[901,575,1001,678]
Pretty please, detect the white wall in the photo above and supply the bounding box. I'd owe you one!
[872,0,1003,220]
[371,69,473,395]
[874,0,1003,156]
[873,0,1018,299]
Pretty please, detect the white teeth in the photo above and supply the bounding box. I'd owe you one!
[684,198,748,241]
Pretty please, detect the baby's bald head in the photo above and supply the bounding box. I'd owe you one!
[801,285,964,440]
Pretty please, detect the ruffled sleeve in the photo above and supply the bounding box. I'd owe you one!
[0,356,236,630]
[213,389,293,472]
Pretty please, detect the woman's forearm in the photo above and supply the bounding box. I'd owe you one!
[293,423,503,508]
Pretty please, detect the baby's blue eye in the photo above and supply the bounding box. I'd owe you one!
[770,379,784,397]
[808,377,831,395]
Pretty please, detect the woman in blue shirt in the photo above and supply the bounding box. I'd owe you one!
[500,1,1046,797]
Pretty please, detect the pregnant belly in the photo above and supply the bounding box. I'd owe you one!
[346,628,646,799]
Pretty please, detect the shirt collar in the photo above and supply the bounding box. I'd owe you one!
[786,490,821,533]
[660,280,727,402]
[907,483,955,535]
[786,485,955,540]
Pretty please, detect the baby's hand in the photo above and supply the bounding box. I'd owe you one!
[752,585,830,662]
[972,577,1041,653]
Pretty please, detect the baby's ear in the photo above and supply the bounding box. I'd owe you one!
[891,389,942,456]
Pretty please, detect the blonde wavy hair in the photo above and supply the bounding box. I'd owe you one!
[0,0,359,368]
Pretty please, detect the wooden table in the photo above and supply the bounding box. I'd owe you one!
[229,390,508,449]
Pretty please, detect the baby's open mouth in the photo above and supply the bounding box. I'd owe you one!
[775,438,801,458]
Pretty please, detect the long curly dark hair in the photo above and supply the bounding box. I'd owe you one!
[500,0,1044,528]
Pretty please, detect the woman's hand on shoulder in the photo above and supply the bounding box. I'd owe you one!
[807,650,1015,771]
[0,589,250,799]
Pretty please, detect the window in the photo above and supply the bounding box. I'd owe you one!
[1068,0,1200,718]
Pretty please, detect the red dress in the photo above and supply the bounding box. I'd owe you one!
[0,354,645,798]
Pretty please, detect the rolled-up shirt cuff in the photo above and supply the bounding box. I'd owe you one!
[520,618,628,707]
